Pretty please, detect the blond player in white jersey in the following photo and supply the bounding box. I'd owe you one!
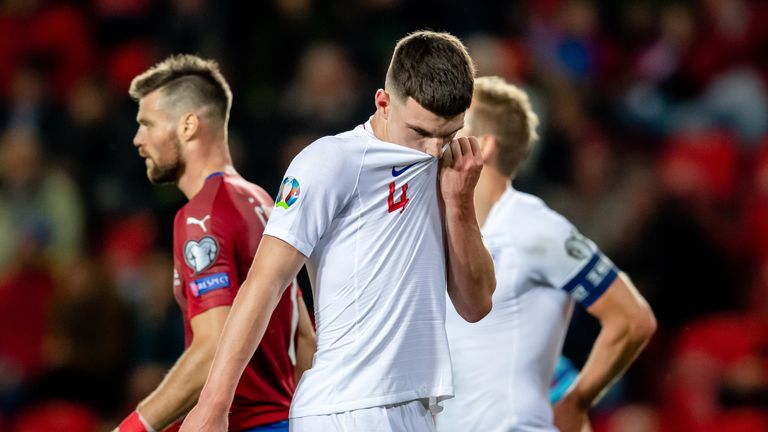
[180,31,496,432]
[437,77,657,432]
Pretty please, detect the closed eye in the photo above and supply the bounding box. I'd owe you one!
[409,126,431,137]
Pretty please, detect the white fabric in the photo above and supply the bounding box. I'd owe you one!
[136,410,156,432]
[438,187,617,432]
[265,121,453,418]
[290,399,436,432]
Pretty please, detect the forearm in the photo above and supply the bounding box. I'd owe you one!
[137,347,213,429]
[197,279,287,410]
[444,199,495,321]
[567,319,654,407]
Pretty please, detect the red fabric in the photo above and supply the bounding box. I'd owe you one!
[0,267,55,378]
[0,4,96,99]
[660,130,738,202]
[118,410,149,432]
[163,421,181,432]
[103,212,158,270]
[742,198,768,262]
[27,5,94,98]
[705,410,768,432]
[662,314,765,431]
[105,41,155,93]
[14,402,98,432]
[172,173,297,428]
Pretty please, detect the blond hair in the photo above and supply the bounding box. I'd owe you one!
[471,76,539,176]
[129,54,232,125]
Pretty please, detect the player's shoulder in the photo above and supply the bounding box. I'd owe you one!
[184,174,227,212]
[220,174,273,207]
[294,127,368,165]
[506,190,574,236]
[486,190,577,259]
[176,174,251,230]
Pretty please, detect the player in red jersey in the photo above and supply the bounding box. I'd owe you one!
[116,54,316,432]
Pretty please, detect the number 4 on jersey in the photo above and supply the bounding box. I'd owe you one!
[388,181,409,213]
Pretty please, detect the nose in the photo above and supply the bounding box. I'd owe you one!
[425,138,446,158]
[133,130,143,148]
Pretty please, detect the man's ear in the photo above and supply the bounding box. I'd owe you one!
[478,134,498,164]
[374,89,392,119]
[178,112,199,142]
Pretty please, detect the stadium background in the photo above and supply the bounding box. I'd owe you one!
[0,0,767,430]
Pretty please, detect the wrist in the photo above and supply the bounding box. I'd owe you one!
[198,385,233,412]
[118,410,156,432]
[562,387,592,411]
[443,196,476,218]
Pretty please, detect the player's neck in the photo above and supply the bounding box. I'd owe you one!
[177,139,236,200]
[370,111,390,144]
[474,167,510,228]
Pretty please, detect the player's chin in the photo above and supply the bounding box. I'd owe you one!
[148,166,178,184]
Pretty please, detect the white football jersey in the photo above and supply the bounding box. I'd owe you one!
[264,121,453,418]
[438,187,618,432]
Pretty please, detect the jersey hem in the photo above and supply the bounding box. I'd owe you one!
[288,386,454,418]
[263,229,313,258]
[232,410,290,431]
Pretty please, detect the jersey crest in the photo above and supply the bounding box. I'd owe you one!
[565,231,591,260]
[184,236,219,273]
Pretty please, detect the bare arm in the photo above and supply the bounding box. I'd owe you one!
[294,295,316,383]
[126,307,230,430]
[180,236,306,431]
[554,272,657,432]
[441,137,496,322]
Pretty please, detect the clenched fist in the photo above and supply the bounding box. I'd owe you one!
[440,136,483,206]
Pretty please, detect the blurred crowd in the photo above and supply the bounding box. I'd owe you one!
[0,0,767,430]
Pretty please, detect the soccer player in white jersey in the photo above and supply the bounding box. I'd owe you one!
[180,31,496,432]
[437,77,657,432]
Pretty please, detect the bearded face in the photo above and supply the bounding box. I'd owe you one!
[145,132,184,184]
[134,90,186,185]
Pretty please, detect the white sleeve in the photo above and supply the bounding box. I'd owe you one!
[263,137,361,257]
[533,215,619,308]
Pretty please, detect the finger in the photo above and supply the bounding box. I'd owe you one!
[468,136,480,156]
[440,141,451,158]
[442,145,454,167]
[450,139,463,160]
[458,136,471,158]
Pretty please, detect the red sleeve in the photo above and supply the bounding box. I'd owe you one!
[177,206,241,319]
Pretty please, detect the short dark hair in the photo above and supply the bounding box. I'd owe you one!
[129,54,232,124]
[385,30,475,117]
[471,76,540,177]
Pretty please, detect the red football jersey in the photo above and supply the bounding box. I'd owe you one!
[172,172,298,429]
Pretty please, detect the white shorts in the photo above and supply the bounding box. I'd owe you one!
[289,399,436,432]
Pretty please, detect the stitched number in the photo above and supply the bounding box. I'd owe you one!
[387,181,409,213]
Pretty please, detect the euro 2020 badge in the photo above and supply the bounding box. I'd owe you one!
[565,231,592,260]
[276,176,301,209]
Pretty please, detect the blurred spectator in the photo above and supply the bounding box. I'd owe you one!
[0,0,764,428]
[0,0,93,100]
[277,42,367,135]
[0,127,84,275]
[0,262,55,412]
[25,254,131,418]
[13,400,99,432]
[130,250,184,366]
[541,85,657,255]
[661,312,768,431]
